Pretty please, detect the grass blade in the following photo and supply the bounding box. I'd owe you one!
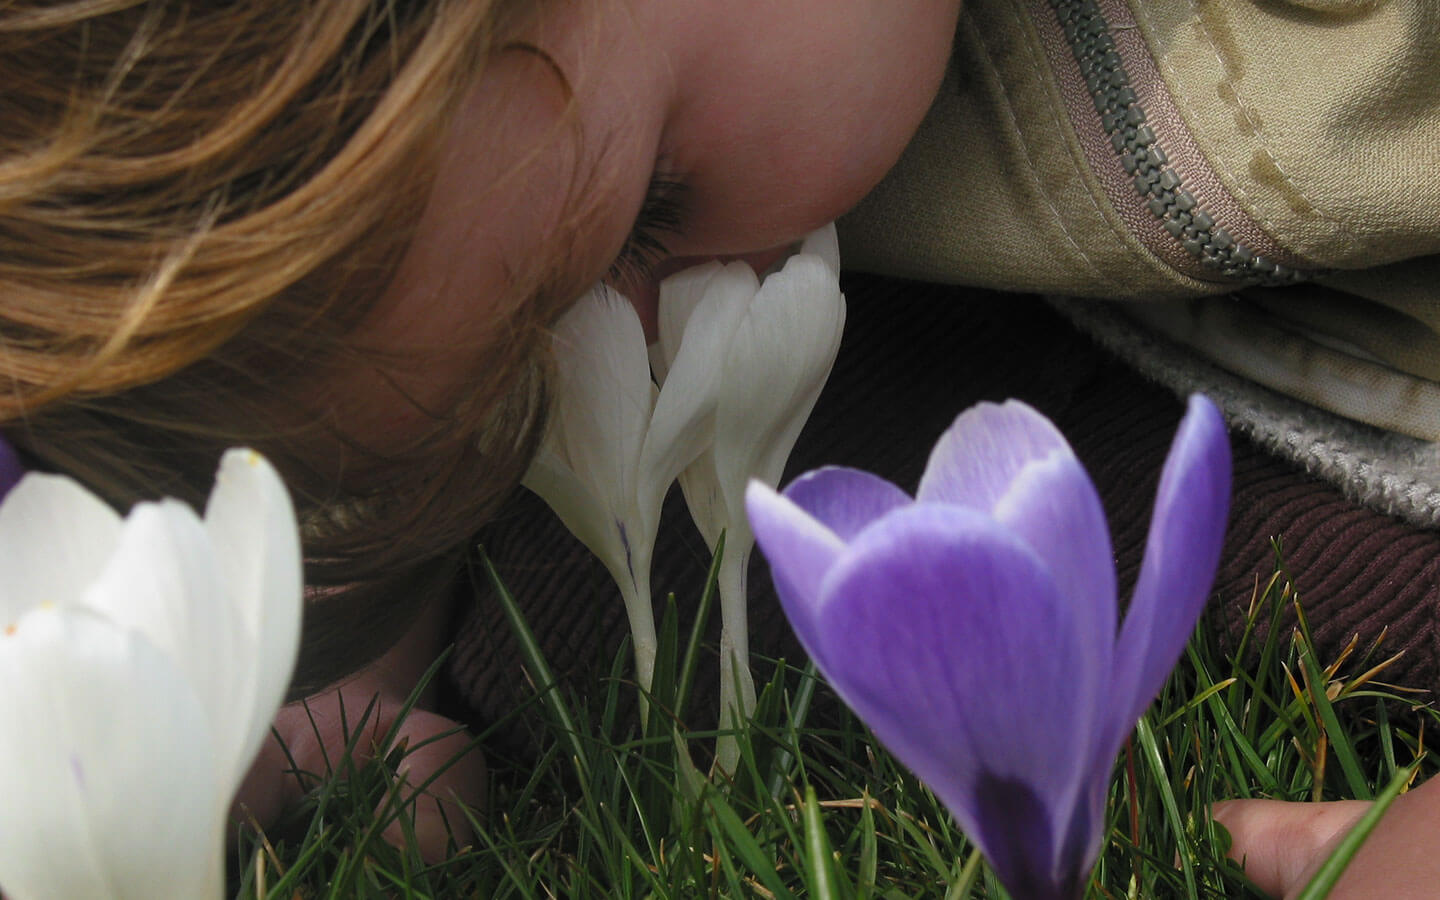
[478,547,591,781]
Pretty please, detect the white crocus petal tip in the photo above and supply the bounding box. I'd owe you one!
[549,288,653,515]
[797,222,841,274]
[657,260,759,365]
[711,250,844,502]
[204,447,304,784]
[0,472,123,625]
[643,262,760,517]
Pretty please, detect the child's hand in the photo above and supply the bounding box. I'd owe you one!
[231,595,485,862]
[233,675,485,862]
[1213,774,1440,898]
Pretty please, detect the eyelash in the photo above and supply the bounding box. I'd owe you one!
[606,171,688,286]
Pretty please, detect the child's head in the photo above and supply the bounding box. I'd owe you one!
[0,0,959,690]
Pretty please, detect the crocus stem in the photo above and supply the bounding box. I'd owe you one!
[620,568,657,726]
[714,548,756,775]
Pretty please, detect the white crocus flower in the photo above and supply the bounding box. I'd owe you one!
[0,449,303,900]
[525,225,843,753]
[524,286,666,696]
[650,224,846,771]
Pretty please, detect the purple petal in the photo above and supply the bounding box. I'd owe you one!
[745,480,847,669]
[917,400,1073,511]
[749,468,910,667]
[812,504,1103,887]
[0,436,23,503]
[1110,395,1231,744]
[782,466,912,540]
[991,452,1117,690]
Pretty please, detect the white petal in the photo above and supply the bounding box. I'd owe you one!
[0,474,121,625]
[677,446,725,548]
[533,289,658,599]
[712,255,846,548]
[548,287,653,523]
[79,500,249,811]
[0,607,223,900]
[654,261,740,378]
[203,449,303,785]
[522,448,635,594]
[641,261,758,519]
[798,222,841,276]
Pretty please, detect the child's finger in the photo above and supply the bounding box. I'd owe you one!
[386,707,488,862]
[1211,797,1367,898]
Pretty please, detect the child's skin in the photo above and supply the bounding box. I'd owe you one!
[234,1,1436,891]
[235,595,485,859]
[1213,777,1440,898]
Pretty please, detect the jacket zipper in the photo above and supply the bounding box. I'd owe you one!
[1032,0,1318,286]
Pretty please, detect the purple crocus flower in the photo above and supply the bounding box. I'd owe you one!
[746,395,1230,899]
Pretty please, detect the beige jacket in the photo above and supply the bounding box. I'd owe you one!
[840,0,1440,450]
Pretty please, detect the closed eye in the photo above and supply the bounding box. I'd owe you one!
[606,170,688,287]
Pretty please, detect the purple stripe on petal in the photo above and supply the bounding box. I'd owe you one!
[917,400,1073,511]
[745,480,848,669]
[1110,395,1231,745]
[781,466,911,540]
[812,504,1100,882]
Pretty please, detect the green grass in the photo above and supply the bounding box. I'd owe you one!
[231,541,1439,898]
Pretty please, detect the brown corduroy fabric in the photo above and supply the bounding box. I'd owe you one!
[444,275,1439,746]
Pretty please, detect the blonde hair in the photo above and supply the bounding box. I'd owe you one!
[0,0,581,694]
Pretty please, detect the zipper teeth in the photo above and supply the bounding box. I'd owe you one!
[1049,0,1313,287]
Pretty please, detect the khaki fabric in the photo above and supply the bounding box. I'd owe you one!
[839,0,1440,440]
[1136,0,1440,266]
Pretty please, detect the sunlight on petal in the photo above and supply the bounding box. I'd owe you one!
[917,400,1073,511]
